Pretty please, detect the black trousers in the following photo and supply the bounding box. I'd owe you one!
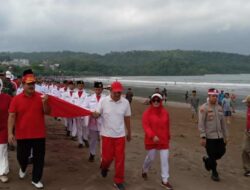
[16,138,45,183]
[206,138,226,173]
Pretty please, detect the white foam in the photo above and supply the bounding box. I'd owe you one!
[80,77,250,88]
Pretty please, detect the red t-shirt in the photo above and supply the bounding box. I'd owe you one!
[9,92,46,139]
[0,93,12,144]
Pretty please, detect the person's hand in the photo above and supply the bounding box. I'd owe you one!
[153,136,160,143]
[200,138,206,147]
[92,112,100,118]
[41,94,49,103]
[8,133,15,145]
[126,134,131,142]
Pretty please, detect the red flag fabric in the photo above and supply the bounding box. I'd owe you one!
[47,95,92,117]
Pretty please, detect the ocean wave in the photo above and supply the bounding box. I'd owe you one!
[81,77,250,89]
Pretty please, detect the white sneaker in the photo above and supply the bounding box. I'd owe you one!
[0,175,9,183]
[19,168,26,179]
[32,181,44,189]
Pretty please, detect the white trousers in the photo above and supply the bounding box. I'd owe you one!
[142,149,169,183]
[89,130,99,155]
[67,118,77,137]
[63,118,67,127]
[76,118,89,144]
[0,144,9,175]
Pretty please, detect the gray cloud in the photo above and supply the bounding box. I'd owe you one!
[0,0,250,54]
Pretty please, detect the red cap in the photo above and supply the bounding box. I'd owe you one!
[208,88,219,95]
[22,74,36,84]
[111,81,124,92]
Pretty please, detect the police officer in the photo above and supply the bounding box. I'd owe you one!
[198,88,228,181]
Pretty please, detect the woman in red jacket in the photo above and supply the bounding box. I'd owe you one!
[0,79,12,183]
[141,93,173,190]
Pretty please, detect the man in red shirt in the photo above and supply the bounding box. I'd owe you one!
[8,69,50,189]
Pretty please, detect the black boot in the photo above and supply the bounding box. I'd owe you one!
[211,170,220,182]
[83,139,89,148]
[78,144,83,148]
[88,154,95,162]
[202,156,211,171]
[66,131,70,137]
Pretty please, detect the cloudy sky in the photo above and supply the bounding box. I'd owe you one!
[0,0,250,54]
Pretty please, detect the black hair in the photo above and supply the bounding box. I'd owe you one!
[22,69,33,76]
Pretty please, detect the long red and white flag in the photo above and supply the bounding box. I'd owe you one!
[47,95,92,117]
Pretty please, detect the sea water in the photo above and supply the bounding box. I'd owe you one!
[77,74,250,112]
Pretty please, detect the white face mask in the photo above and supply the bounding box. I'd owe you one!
[0,79,3,94]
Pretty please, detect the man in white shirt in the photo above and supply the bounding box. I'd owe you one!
[72,81,89,148]
[94,81,131,190]
[59,80,69,94]
[84,81,105,161]
[61,81,77,138]
[50,82,61,98]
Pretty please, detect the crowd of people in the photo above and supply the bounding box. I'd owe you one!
[0,69,250,190]
[187,89,236,125]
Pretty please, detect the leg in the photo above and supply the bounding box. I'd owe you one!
[0,144,9,175]
[16,139,32,173]
[242,133,250,172]
[101,136,114,170]
[206,139,225,180]
[206,139,217,172]
[83,124,89,147]
[83,126,89,141]
[77,118,83,145]
[32,139,45,183]
[114,137,126,184]
[89,130,99,155]
[71,118,78,137]
[142,149,157,173]
[160,149,169,184]
[67,118,73,135]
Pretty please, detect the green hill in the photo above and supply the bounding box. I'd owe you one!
[1,50,250,76]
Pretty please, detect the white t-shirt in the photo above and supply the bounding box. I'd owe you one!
[96,95,131,138]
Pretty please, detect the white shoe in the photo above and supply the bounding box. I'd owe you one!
[0,175,9,183]
[19,168,26,179]
[32,181,44,189]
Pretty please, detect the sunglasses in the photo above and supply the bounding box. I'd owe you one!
[152,99,161,103]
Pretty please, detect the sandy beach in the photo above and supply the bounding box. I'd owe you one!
[1,99,250,190]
